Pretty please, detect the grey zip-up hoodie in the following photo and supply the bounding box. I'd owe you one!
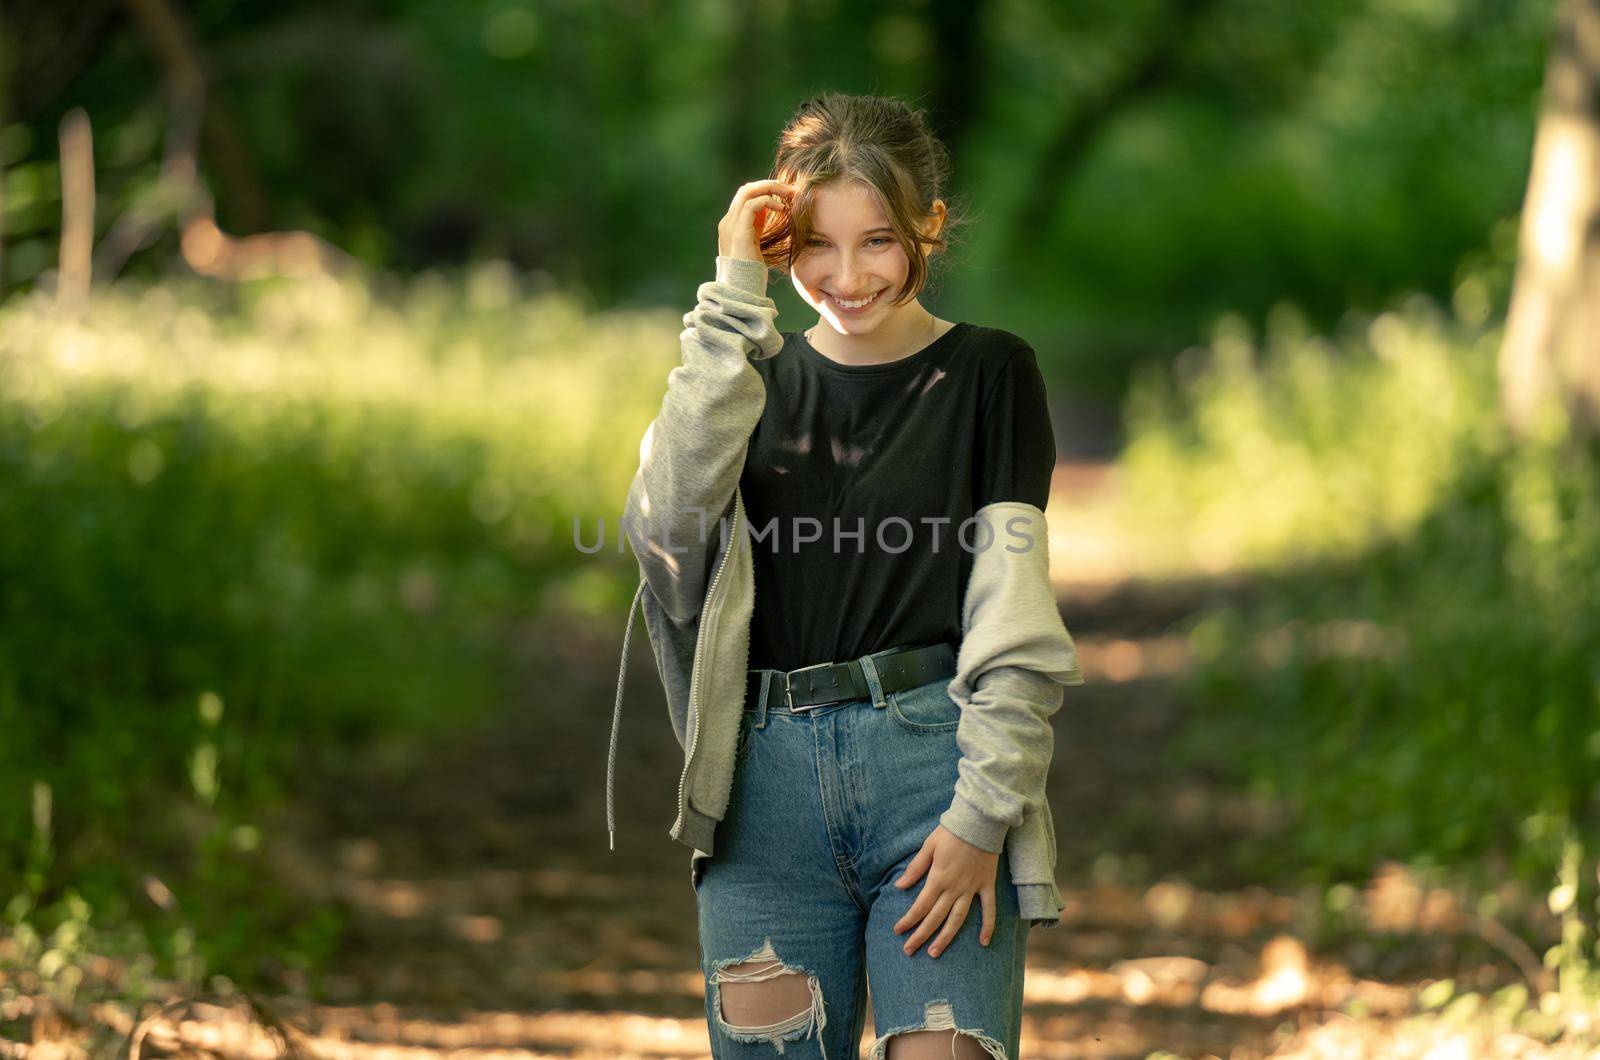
[608,255,1085,928]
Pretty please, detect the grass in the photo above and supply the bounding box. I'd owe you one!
[1109,282,1600,1045]
[0,263,674,992]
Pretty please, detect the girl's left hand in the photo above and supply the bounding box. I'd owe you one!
[892,824,1000,957]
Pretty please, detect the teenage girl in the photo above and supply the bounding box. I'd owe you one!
[625,91,1078,1059]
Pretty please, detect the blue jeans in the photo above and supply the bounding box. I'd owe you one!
[693,646,1027,1059]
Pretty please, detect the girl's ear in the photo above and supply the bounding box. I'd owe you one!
[922,199,948,242]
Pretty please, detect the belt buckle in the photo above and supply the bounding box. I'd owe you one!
[784,659,836,712]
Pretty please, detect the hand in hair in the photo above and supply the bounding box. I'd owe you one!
[718,180,794,263]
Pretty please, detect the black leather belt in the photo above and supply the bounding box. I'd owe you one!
[747,641,957,712]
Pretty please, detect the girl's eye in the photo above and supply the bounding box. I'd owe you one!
[806,237,893,247]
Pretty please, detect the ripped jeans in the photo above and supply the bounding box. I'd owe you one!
[693,645,1028,1058]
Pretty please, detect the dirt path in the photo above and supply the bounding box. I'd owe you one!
[235,463,1544,1059]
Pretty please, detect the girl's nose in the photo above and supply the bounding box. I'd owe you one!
[836,257,862,290]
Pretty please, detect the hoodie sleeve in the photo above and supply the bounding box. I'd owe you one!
[939,501,1084,852]
[938,345,1079,853]
[621,255,784,625]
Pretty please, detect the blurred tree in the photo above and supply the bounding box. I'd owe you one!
[926,0,989,167]
[1007,0,1224,254]
[122,0,267,231]
[1499,0,1600,440]
[0,0,1561,362]
[2,0,122,121]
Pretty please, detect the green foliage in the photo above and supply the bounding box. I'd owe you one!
[0,263,662,985]
[1118,277,1600,894]
[1388,836,1600,1043]
[1120,295,1503,576]
[1036,0,1553,326]
[1116,270,1600,1030]
[2,0,1561,362]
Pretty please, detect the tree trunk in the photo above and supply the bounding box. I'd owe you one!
[57,108,94,311]
[927,0,987,172]
[1498,0,1600,440]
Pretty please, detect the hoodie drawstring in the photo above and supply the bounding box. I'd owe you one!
[608,576,648,852]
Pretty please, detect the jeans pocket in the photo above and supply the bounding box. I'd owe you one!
[886,676,961,734]
[691,849,708,894]
[733,712,755,763]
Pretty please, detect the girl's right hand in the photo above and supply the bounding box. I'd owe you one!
[718,180,794,263]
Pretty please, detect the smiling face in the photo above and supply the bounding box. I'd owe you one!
[788,179,943,338]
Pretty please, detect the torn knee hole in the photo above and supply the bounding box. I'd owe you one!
[717,966,812,1027]
[709,938,829,1055]
[870,1000,1009,1060]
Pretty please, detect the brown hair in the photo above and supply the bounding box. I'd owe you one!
[757,92,970,308]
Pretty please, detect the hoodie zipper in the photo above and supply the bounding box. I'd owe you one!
[671,493,740,840]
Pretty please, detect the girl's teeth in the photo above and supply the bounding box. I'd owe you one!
[835,290,880,309]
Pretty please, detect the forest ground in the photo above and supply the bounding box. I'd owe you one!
[220,453,1565,1060]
